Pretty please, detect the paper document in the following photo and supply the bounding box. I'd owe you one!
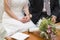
[11,32,29,40]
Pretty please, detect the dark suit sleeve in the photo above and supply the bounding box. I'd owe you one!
[29,0,43,13]
[51,0,59,17]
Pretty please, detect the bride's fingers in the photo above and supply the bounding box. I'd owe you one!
[20,18,27,23]
[25,16,30,22]
[19,16,30,23]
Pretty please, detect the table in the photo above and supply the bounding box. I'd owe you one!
[24,29,60,40]
[6,23,60,40]
[24,23,60,40]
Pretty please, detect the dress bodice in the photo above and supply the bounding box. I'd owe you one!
[7,0,29,19]
[10,0,26,11]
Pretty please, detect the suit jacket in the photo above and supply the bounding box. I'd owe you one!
[50,0,60,22]
[29,0,60,24]
[50,0,59,17]
[29,0,44,24]
[29,0,43,14]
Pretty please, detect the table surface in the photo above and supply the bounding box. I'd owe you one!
[7,23,60,40]
[24,29,60,40]
[25,23,60,40]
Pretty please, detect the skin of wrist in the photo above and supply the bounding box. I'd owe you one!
[26,14,32,18]
[17,18,20,21]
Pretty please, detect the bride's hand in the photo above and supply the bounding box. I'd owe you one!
[24,15,30,22]
[19,17,27,23]
[18,15,30,23]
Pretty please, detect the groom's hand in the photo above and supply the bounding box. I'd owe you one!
[51,15,57,23]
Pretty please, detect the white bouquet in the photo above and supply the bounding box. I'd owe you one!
[37,18,56,40]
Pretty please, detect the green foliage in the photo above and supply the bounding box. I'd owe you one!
[39,18,56,40]
[39,18,53,31]
[39,18,48,31]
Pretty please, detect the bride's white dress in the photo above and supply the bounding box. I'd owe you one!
[2,0,37,36]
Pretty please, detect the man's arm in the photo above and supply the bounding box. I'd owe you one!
[51,0,59,17]
[51,0,59,23]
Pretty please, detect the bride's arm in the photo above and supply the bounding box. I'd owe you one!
[23,4,32,22]
[4,0,18,20]
[23,4,32,18]
[23,4,30,16]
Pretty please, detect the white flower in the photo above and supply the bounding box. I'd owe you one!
[37,19,42,27]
